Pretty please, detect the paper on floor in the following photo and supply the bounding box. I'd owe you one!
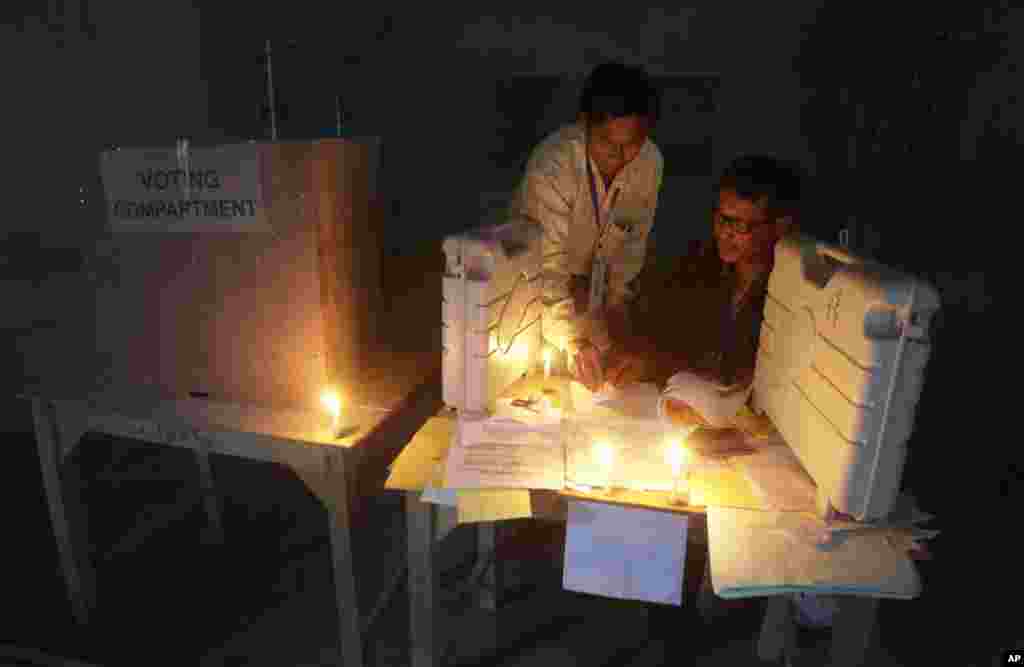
[563,500,688,606]
[444,417,565,490]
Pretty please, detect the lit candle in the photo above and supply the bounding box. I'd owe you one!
[320,390,343,436]
[665,438,691,505]
[543,348,552,379]
[594,440,615,491]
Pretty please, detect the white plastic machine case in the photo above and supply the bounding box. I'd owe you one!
[752,235,940,521]
[442,222,544,415]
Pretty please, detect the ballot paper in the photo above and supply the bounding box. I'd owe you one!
[706,506,921,599]
[564,500,688,605]
[444,417,565,490]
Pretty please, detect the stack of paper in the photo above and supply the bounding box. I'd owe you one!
[444,417,565,490]
[706,506,922,599]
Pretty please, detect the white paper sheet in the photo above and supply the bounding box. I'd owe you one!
[563,500,688,605]
[444,417,565,490]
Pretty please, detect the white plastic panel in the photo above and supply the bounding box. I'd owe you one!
[442,276,466,410]
[442,222,543,414]
[753,235,939,520]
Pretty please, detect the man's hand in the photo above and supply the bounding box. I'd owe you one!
[568,339,603,392]
[604,348,647,388]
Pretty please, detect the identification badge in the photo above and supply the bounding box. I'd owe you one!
[589,256,608,314]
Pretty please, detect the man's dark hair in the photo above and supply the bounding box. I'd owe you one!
[717,155,804,220]
[579,62,660,125]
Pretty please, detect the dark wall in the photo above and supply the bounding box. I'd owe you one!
[795,4,1016,658]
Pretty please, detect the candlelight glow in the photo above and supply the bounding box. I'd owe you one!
[594,441,615,469]
[543,348,552,378]
[321,389,345,435]
[320,390,342,418]
[665,439,691,473]
[665,437,692,505]
[490,332,532,365]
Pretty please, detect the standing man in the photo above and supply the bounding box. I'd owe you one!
[508,62,663,390]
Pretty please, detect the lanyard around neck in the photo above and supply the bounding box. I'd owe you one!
[585,136,622,258]
[585,143,604,234]
[584,119,611,234]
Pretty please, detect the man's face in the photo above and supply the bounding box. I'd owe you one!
[587,114,650,182]
[713,188,781,265]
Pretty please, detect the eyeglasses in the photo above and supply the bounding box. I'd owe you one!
[714,210,771,236]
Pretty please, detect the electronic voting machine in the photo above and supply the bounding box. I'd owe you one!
[752,234,940,521]
[442,222,544,416]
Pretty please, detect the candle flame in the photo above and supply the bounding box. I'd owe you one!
[594,441,615,468]
[320,390,342,418]
[666,439,691,470]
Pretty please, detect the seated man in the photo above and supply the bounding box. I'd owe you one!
[605,154,803,432]
[610,156,843,647]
